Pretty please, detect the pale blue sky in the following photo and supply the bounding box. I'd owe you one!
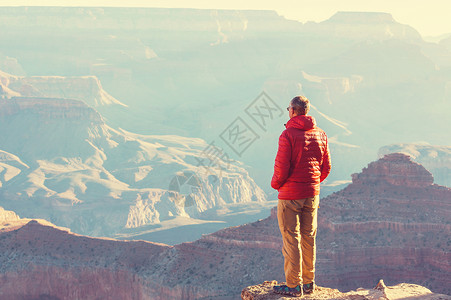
[0,0,450,37]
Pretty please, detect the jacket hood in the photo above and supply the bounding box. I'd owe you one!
[285,115,316,130]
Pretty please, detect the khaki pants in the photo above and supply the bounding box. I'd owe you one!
[277,196,319,288]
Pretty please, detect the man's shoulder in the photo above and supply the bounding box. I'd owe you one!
[285,126,327,136]
[315,126,327,135]
[314,127,328,142]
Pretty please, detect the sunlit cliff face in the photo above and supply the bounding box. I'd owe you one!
[0,74,266,239]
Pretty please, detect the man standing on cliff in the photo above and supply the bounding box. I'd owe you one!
[272,95,331,297]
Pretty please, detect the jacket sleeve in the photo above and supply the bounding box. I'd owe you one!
[320,137,331,183]
[271,130,292,190]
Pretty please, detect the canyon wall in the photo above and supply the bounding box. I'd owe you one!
[0,80,266,239]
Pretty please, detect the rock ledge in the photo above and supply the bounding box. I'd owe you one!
[241,280,451,299]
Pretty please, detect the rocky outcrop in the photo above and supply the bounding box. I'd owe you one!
[315,154,451,293]
[379,144,451,187]
[351,153,433,187]
[323,153,450,225]
[241,280,451,300]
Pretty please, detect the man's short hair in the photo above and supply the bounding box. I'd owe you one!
[290,96,310,115]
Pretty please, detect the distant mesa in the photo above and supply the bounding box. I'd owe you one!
[314,11,422,41]
[0,68,122,124]
[0,69,126,108]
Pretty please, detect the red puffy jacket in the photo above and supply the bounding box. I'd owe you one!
[271,115,331,200]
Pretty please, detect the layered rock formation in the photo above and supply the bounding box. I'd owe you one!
[314,154,451,294]
[351,152,434,187]
[379,143,451,187]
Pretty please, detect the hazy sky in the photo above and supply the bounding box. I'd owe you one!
[0,0,450,37]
